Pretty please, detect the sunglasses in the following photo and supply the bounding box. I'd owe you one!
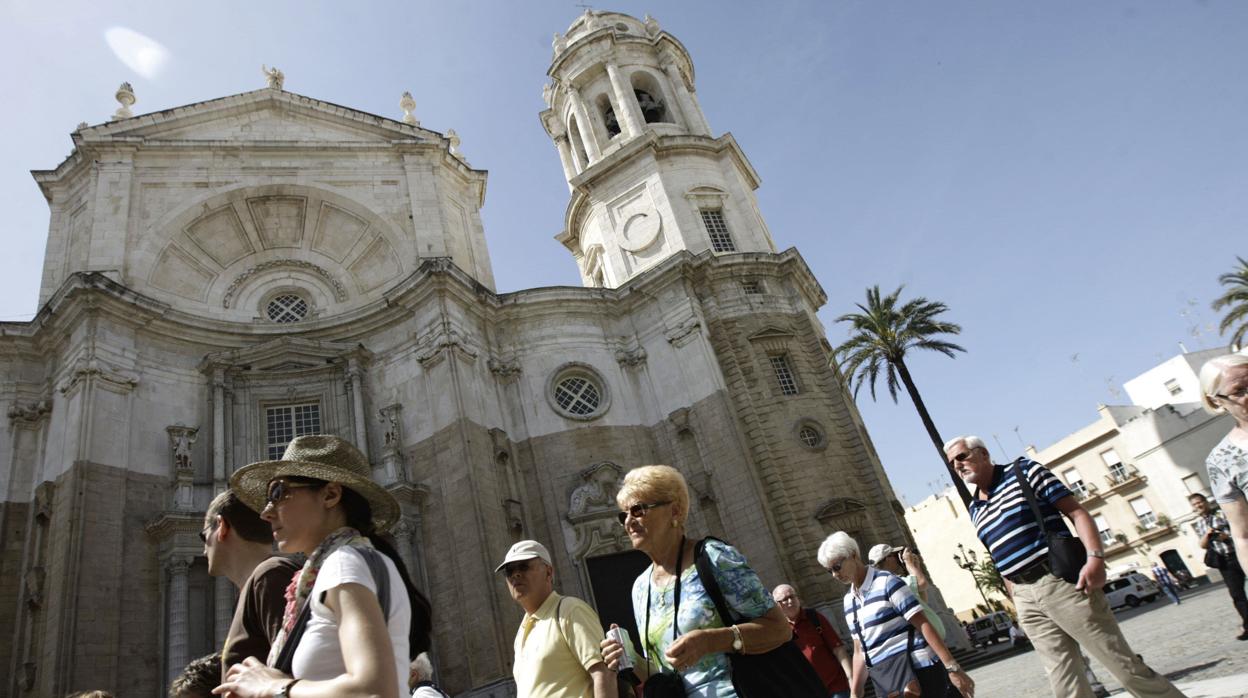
[501,560,534,577]
[1215,387,1248,402]
[616,501,672,526]
[949,451,974,465]
[826,559,847,574]
[265,480,321,507]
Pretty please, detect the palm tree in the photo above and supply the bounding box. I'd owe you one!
[834,285,972,504]
[1213,257,1248,349]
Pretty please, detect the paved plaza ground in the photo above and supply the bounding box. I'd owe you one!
[965,581,1248,697]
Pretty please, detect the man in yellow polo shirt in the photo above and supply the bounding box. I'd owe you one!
[497,540,618,698]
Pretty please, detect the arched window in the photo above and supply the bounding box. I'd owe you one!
[630,71,672,124]
[597,94,621,138]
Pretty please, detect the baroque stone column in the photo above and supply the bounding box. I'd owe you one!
[167,557,192,682]
[565,88,602,162]
[661,58,711,136]
[212,368,227,487]
[215,576,235,646]
[605,62,645,138]
[346,358,369,461]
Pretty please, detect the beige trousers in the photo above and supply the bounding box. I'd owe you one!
[1013,573,1187,698]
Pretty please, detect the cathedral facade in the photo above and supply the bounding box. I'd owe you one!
[0,11,911,697]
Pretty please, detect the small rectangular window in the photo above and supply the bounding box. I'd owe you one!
[1129,496,1156,528]
[769,354,800,396]
[741,280,762,295]
[1164,378,1182,396]
[1182,473,1206,494]
[700,209,737,253]
[266,403,322,460]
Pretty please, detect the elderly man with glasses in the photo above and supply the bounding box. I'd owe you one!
[497,540,617,698]
[944,435,1186,698]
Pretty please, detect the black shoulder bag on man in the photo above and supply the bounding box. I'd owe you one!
[642,537,687,698]
[850,597,919,698]
[1013,459,1086,584]
[693,537,826,698]
[1201,514,1231,570]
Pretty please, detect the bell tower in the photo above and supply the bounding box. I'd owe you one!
[541,11,777,288]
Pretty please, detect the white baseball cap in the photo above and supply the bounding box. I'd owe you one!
[867,544,906,566]
[495,540,553,572]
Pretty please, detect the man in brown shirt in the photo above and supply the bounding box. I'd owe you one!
[201,490,300,675]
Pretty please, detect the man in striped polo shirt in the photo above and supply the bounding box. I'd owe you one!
[945,435,1185,698]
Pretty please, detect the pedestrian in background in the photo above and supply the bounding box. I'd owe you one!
[945,435,1185,698]
[772,584,853,698]
[1199,354,1248,576]
[217,435,430,698]
[868,544,948,642]
[497,539,616,698]
[408,652,450,698]
[818,531,974,698]
[1189,492,1248,640]
[1150,563,1181,605]
[201,490,299,675]
[600,465,794,696]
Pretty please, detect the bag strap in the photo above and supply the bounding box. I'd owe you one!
[693,537,736,630]
[849,597,872,669]
[273,546,391,673]
[1010,459,1045,525]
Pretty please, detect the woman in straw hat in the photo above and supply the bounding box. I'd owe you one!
[214,435,431,698]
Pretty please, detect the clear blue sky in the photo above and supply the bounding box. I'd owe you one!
[2,1,1245,505]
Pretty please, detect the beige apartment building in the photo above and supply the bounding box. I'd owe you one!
[906,348,1236,618]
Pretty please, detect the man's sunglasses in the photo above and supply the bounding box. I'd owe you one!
[949,451,974,465]
[501,560,534,577]
[616,501,672,526]
[266,480,321,506]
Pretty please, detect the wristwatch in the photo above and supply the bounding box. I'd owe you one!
[1087,550,1105,559]
[944,662,962,674]
[275,679,299,698]
[729,624,744,652]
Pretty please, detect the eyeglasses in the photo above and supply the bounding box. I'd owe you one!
[949,451,974,465]
[265,480,321,507]
[826,559,847,574]
[616,501,672,526]
[501,560,533,577]
[199,516,219,544]
[1215,387,1248,402]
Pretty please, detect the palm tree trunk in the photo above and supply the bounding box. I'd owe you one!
[894,358,973,506]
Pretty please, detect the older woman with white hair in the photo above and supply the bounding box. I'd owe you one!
[599,464,797,696]
[1200,353,1248,578]
[818,531,973,698]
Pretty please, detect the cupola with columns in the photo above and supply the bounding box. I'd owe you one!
[541,10,778,288]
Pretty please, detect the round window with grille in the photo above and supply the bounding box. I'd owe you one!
[796,422,826,450]
[547,364,610,420]
[265,293,310,324]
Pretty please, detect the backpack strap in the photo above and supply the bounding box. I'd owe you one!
[272,546,391,673]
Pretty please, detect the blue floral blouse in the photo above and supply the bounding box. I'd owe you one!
[630,539,775,698]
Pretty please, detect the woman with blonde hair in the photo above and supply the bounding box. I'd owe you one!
[600,464,812,696]
[1199,352,1248,639]
[213,435,431,698]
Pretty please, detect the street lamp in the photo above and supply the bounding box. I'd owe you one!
[953,543,991,609]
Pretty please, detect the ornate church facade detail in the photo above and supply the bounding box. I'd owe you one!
[0,11,911,697]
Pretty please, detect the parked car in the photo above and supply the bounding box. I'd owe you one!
[1104,572,1160,609]
[967,611,1013,647]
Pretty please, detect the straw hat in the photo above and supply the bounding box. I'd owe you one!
[230,434,400,533]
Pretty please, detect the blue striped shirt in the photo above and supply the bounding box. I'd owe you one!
[842,567,936,668]
[969,459,1074,577]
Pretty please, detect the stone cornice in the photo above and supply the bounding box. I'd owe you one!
[0,249,828,355]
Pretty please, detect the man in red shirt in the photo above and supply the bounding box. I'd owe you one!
[773,584,852,698]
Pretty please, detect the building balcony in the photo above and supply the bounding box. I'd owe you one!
[1073,483,1103,506]
[1105,466,1146,494]
[1103,531,1131,557]
[1134,516,1176,543]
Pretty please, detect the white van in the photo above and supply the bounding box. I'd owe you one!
[966,611,1012,647]
[1103,572,1159,609]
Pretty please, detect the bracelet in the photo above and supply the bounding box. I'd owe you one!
[729,624,745,653]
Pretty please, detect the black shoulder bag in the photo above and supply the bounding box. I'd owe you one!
[1013,459,1086,584]
[693,537,826,698]
[642,537,687,698]
[272,546,392,674]
[850,596,919,698]
[1201,515,1231,570]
